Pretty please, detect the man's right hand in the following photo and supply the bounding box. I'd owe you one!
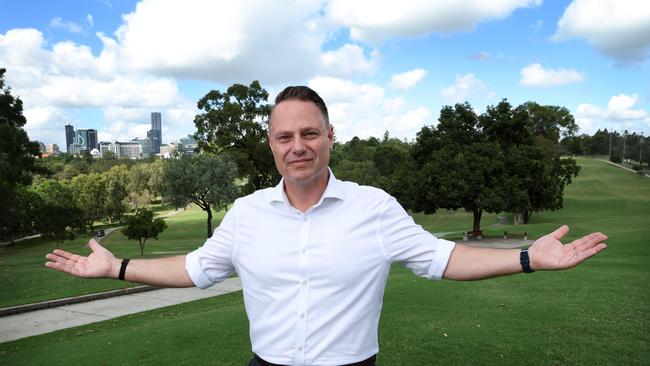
[45,239,121,279]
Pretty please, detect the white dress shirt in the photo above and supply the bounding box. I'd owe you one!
[185,171,456,366]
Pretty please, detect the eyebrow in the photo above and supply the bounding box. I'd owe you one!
[272,127,320,136]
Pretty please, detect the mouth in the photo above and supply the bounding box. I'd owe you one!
[289,158,313,165]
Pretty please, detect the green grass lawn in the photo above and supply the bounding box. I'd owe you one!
[0,205,223,308]
[1,158,648,365]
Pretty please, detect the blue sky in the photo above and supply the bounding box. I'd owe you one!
[1,0,649,149]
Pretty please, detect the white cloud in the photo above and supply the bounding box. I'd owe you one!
[114,0,325,84]
[49,17,83,33]
[554,0,650,65]
[325,0,542,43]
[306,77,432,141]
[440,73,494,104]
[575,93,650,133]
[321,44,379,76]
[86,14,94,28]
[389,68,427,90]
[520,63,585,87]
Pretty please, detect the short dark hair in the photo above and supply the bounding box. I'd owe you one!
[270,86,329,126]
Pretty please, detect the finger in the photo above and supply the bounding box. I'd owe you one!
[45,259,79,275]
[550,225,569,241]
[51,249,82,262]
[571,243,607,265]
[88,239,103,252]
[572,232,608,252]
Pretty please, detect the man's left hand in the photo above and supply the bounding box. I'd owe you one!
[529,225,607,271]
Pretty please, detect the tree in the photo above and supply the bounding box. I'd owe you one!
[103,165,131,223]
[193,81,280,194]
[122,208,167,256]
[0,68,42,240]
[128,163,152,209]
[31,180,83,248]
[402,103,505,233]
[164,154,239,237]
[70,173,107,231]
[479,99,579,224]
[147,159,165,204]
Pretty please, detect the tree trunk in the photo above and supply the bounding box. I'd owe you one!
[472,208,482,233]
[205,205,213,238]
[139,239,145,256]
[514,210,531,225]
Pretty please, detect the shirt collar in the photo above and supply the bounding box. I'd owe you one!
[268,168,345,205]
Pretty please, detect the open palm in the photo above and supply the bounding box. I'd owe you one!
[45,239,119,278]
[529,225,607,271]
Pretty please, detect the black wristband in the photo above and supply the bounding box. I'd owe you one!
[118,259,130,280]
[520,249,534,273]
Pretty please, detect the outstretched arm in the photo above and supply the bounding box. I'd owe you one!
[442,225,607,281]
[45,239,195,288]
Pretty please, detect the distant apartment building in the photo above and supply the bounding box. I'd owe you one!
[74,129,98,152]
[64,124,97,154]
[147,112,162,154]
[178,134,198,155]
[159,143,177,158]
[65,124,74,153]
[99,141,143,159]
[46,144,59,154]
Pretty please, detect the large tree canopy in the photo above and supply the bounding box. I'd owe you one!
[193,81,279,194]
[163,153,239,238]
[0,68,42,240]
[401,100,580,232]
[399,102,505,233]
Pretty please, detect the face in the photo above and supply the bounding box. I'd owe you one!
[269,100,334,188]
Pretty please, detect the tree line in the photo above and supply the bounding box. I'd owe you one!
[562,129,648,166]
[2,72,618,248]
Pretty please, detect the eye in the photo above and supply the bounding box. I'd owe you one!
[277,135,290,141]
[304,131,319,139]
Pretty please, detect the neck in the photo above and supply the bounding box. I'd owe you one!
[284,170,329,213]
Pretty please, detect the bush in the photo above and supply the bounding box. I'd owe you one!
[609,155,622,163]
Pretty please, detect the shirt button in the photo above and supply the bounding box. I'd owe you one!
[302,248,307,254]
[300,313,305,318]
[297,346,303,351]
[302,280,308,285]
[302,216,308,221]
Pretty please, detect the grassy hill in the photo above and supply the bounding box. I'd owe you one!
[1,158,648,365]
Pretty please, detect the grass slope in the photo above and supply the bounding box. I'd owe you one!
[0,206,223,308]
[1,158,648,365]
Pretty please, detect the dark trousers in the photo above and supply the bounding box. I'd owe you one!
[248,354,376,366]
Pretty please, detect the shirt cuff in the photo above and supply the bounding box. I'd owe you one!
[427,239,456,280]
[185,250,214,289]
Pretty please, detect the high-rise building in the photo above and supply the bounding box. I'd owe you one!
[148,112,162,154]
[88,129,97,150]
[73,129,98,152]
[75,129,89,151]
[65,124,74,153]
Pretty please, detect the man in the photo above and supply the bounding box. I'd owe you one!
[46,86,607,366]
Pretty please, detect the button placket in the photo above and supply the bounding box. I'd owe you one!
[293,214,310,365]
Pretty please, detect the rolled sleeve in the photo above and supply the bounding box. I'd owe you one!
[380,197,456,280]
[185,206,238,289]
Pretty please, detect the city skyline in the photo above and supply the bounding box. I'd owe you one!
[1,0,649,150]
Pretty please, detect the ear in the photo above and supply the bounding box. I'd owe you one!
[327,125,334,149]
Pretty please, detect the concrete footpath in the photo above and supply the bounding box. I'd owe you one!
[0,277,242,343]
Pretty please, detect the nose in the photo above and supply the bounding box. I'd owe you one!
[292,136,306,155]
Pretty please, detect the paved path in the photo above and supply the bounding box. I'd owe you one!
[0,277,242,343]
